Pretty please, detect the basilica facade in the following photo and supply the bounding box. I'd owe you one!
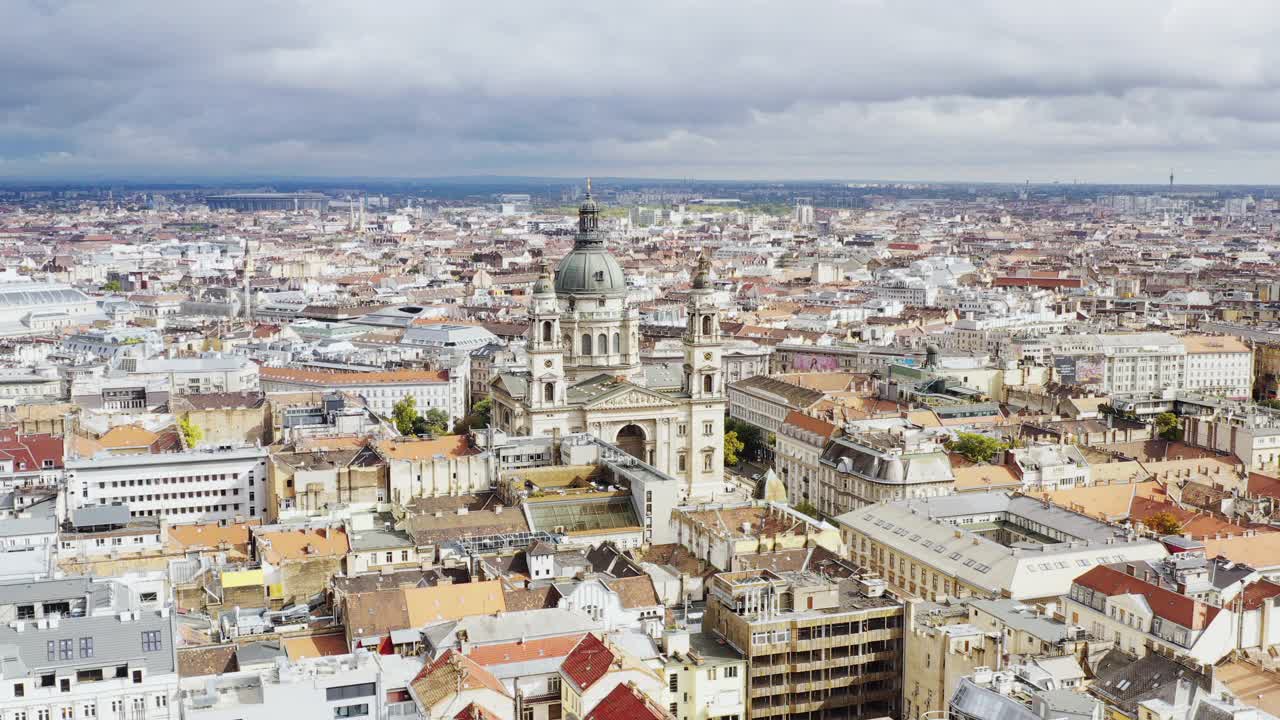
[489,187,726,499]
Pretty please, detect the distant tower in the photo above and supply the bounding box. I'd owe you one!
[1170,169,1174,189]
[242,239,254,321]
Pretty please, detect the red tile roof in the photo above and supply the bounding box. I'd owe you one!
[0,428,63,472]
[1074,565,1219,629]
[1241,580,1280,611]
[466,634,585,667]
[560,633,614,691]
[781,410,838,440]
[583,682,670,720]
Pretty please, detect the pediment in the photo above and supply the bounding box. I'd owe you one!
[582,383,679,410]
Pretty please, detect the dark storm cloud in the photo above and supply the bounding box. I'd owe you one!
[5,0,1280,181]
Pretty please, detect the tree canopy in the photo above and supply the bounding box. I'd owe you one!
[1154,412,1182,441]
[1143,511,1183,536]
[948,432,1008,464]
[724,430,745,467]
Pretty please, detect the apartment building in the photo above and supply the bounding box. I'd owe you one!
[0,579,178,720]
[774,411,840,512]
[259,366,467,428]
[834,493,1168,603]
[808,425,955,516]
[658,631,746,720]
[65,446,269,523]
[1063,564,1280,664]
[726,375,824,435]
[181,651,400,720]
[703,569,903,720]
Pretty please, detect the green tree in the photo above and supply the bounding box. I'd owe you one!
[412,408,450,437]
[178,417,203,448]
[455,398,492,433]
[1143,511,1183,535]
[724,430,745,467]
[725,418,767,461]
[392,396,420,436]
[1260,399,1280,410]
[1154,412,1182,441]
[948,432,1009,464]
[101,279,122,292]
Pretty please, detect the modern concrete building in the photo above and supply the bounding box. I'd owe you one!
[65,445,269,523]
[702,568,903,720]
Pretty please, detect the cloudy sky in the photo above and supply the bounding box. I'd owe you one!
[5,0,1280,183]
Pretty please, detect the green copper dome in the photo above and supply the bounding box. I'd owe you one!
[554,181,627,296]
[555,246,627,296]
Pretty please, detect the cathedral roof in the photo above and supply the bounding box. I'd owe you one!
[554,181,627,297]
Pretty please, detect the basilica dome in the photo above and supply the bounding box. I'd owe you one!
[554,181,627,297]
[555,247,627,296]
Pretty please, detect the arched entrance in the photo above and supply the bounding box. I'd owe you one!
[616,424,647,461]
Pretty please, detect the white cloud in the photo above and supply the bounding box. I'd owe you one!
[4,0,1280,181]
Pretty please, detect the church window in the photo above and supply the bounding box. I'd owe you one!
[703,375,713,393]
[703,421,713,436]
[612,332,620,354]
[593,271,605,282]
[581,334,592,355]
[543,383,555,402]
[542,321,553,342]
[678,454,687,472]
[702,315,712,335]
[598,334,607,355]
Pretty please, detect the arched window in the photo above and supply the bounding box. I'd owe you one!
[543,383,555,402]
[612,332,621,354]
[703,375,714,393]
[581,334,592,355]
[598,333,608,356]
[677,454,687,472]
[702,315,712,336]
[542,321,553,342]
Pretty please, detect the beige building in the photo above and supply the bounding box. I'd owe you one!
[171,391,270,447]
[672,501,845,572]
[903,601,1000,720]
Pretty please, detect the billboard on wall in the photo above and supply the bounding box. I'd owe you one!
[1075,354,1105,386]
[1054,354,1105,388]
[792,353,840,372]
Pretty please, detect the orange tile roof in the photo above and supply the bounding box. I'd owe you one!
[953,464,1020,491]
[377,435,479,461]
[1204,533,1280,569]
[97,424,159,448]
[258,527,350,563]
[260,366,449,386]
[284,634,350,660]
[466,634,585,666]
[404,580,506,625]
[780,410,838,440]
[168,520,258,553]
[411,650,509,710]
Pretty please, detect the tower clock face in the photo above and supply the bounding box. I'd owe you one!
[703,352,713,360]
[544,359,553,368]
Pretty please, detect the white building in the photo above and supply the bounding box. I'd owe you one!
[135,354,260,395]
[65,446,269,523]
[0,579,178,720]
[0,281,106,337]
[180,651,406,720]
